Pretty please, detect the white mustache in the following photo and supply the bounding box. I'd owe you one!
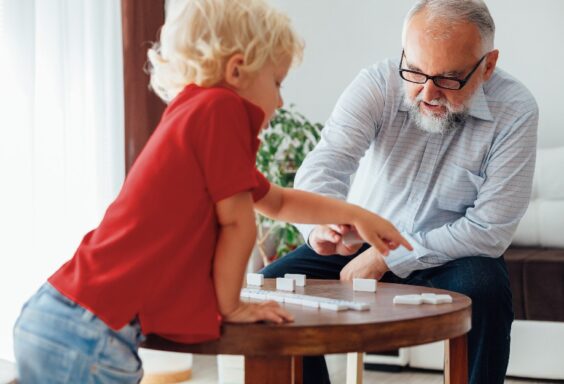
[417,96,447,107]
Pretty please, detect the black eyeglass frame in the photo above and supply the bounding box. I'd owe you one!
[398,50,488,90]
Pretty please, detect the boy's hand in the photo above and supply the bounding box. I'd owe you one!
[223,301,294,324]
[309,224,363,256]
[353,212,413,256]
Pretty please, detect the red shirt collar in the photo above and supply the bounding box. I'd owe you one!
[180,84,265,137]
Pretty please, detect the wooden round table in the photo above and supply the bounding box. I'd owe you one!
[142,279,471,384]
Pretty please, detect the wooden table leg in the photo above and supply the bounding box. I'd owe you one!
[444,333,468,384]
[245,356,301,384]
[294,356,303,384]
[346,352,363,384]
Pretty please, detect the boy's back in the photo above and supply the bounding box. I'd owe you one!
[49,85,269,343]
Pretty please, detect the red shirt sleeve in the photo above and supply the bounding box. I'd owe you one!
[194,92,269,203]
[252,169,270,202]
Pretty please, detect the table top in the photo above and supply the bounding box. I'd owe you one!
[142,279,471,356]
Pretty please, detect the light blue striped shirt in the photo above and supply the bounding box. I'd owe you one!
[295,59,538,278]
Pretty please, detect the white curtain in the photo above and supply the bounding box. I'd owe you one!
[0,0,124,361]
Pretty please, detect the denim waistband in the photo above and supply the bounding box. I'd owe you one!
[39,282,144,348]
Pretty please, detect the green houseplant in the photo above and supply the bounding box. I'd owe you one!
[255,107,323,264]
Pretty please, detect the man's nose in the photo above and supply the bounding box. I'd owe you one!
[278,93,284,109]
[420,79,442,102]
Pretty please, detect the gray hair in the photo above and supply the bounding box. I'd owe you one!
[402,0,495,53]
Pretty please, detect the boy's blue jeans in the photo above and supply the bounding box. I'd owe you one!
[261,244,514,384]
[13,283,145,384]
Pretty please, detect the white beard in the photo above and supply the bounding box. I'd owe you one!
[404,92,470,134]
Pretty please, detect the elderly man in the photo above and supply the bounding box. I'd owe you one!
[261,0,538,383]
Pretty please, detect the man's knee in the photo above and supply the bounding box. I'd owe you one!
[260,249,303,278]
[260,244,348,280]
[435,257,513,311]
[260,245,319,278]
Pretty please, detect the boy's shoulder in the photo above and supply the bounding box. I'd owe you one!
[161,85,243,122]
[164,84,264,133]
[173,84,245,111]
[186,84,264,124]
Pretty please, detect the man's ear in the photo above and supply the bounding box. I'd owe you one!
[224,53,246,89]
[483,49,499,82]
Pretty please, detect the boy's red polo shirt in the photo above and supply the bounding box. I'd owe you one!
[49,84,270,343]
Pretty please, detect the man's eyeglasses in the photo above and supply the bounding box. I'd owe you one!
[398,50,488,90]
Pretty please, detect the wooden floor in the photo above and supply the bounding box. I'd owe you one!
[186,354,560,384]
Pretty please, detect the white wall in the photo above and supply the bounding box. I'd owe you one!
[271,0,564,148]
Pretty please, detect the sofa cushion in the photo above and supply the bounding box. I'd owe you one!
[512,146,564,247]
[505,246,564,322]
[504,247,537,320]
[522,249,564,322]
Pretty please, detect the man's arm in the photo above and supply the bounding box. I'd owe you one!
[255,184,412,255]
[294,68,386,242]
[384,103,538,278]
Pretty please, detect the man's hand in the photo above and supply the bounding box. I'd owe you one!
[340,247,389,281]
[309,224,363,256]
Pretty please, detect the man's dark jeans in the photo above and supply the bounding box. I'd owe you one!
[261,244,514,384]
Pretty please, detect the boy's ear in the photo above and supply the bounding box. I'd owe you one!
[224,53,246,89]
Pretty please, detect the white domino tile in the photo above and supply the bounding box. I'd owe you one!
[276,277,296,292]
[301,299,320,309]
[319,302,349,311]
[265,292,285,303]
[284,273,306,287]
[435,294,453,304]
[342,231,364,246]
[352,278,377,292]
[394,293,453,305]
[393,294,423,305]
[246,273,264,287]
[240,288,370,312]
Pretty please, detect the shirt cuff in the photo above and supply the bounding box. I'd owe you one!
[296,224,316,249]
[383,233,425,278]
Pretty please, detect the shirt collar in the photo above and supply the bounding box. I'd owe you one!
[466,85,494,121]
[179,83,265,137]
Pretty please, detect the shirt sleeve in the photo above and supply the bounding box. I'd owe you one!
[194,94,263,203]
[294,68,386,243]
[252,169,271,202]
[385,101,539,278]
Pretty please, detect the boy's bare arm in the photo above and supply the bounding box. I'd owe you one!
[214,192,256,316]
[214,191,292,323]
[254,184,412,255]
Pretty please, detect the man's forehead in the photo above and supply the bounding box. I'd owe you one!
[405,13,482,55]
[404,26,482,75]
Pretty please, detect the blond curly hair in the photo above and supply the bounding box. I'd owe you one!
[147,0,304,103]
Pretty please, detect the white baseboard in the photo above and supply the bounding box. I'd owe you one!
[363,349,409,366]
[138,349,192,374]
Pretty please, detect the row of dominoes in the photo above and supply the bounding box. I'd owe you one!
[393,293,453,305]
[240,288,370,311]
[247,273,377,293]
[247,273,306,291]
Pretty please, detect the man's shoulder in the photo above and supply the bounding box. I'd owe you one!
[352,58,404,103]
[485,68,538,112]
[363,58,402,86]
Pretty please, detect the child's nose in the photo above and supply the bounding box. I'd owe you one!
[277,93,284,109]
